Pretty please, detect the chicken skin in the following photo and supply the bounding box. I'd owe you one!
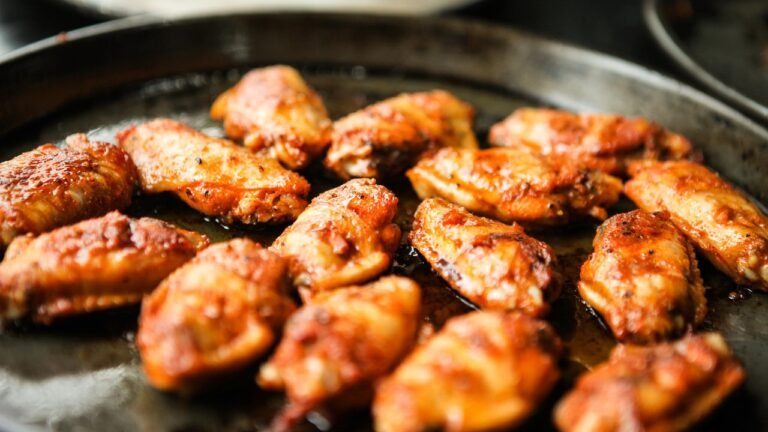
[325,90,478,180]
[210,65,332,170]
[407,147,622,228]
[0,211,208,324]
[555,333,745,432]
[257,276,421,431]
[0,134,137,247]
[374,310,562,432]
[116,119,310,225]
[138,238,296,393]
[625,160,768,291]
[489,108,693,176]
[270,179,401,296]
[579,210,706,344]
[410,198,560,317]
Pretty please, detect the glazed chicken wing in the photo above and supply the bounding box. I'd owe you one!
[489,108,693,175]
[625,160,768,291]
[374,310,561,432]
[407,147,622,228]
[0,134,137,247]
[116,119,310,225]
[137,238,296,393]
[410,198,560,317]
[257,276,421,431]
[210,65,332,170]
[270,178,401,296]
[0,211,208,324]
[325,90,478,180]
[555,333,745,432]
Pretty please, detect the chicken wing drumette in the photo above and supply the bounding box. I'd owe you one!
[0,134,137,247]
[325,90,478,180]
[410,198,560,317]
[210,65,332,170]
[0,211,208,324]
[117,119,310,225]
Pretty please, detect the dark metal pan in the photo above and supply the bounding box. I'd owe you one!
[0,13,767,432]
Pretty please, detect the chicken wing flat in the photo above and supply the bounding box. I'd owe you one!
[0,134,137,247]
[325,90,478,180]
[625,160,768,291]
[555,333,745,432]
[579,210,706,344]
[410,197,560,317]
[489,108,693,175]
[138,238,295,393]
[374,310,561,432]
[0,211,208,324]
[257,276,421,431]
[116,118,310,225]
[210,65,332,170]
[407,147,622,227]
[270,178,401,296]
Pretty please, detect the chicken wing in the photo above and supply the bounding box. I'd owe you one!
[625,160,768,291]
[270,178,401,296]
[137,238,295,393]
[489,108,693,175]
[325,90,478,180]
[257,276,421,431]
[116,118,310,225]
[410,197,560,317]
[0,134,137,247]
[554,333,745,432]
[373,310,561,432]
[210,65,332,170]
[407,147,622,228]
[0,211,208,324]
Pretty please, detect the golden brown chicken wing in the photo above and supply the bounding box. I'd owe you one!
[325,90,478,180]
[410,197,560,317]
[554,333,745,432]
[374,310,561,432]
[270,178,401,296]
[257,276,421,431]
[0,211,208,324]
[0,134,137,247]
[210,65,332,170]
[488,108,693,175]
[116,118,310,225]
[579,210,706,343]
[137,238,295,393]
[407,147,622,228]
[625,160,768,291]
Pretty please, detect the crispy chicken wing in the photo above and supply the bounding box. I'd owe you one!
[210,65,332,170]
[0,134,137,247]
[257,276,421,431]
[116,119,310,225]
[407,147,622,228]
[270,179,401,296]
[410,198,560,317]
[625,160,768,290]
[579,210,706,343]
[489,108,693,175]
[373,310,561,432]
[554,333,745,432]
[137,238,295,393]
[325,90,478,180]
[0,211,208,324]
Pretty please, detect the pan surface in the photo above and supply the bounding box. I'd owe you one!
[0,13,767,431]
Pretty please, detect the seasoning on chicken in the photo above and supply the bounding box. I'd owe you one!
[210,65,332,170]
[410,197,560,317]
[116,118,310,225]
[0,211,208,324]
